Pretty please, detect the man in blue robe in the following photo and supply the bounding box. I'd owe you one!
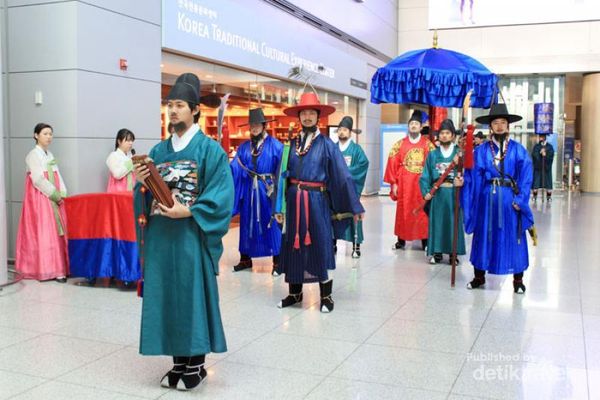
[462,104,534,294]
[275,93,364,313]
[133,74,234,390]
[333,116,369,258]
[230,108,283,275]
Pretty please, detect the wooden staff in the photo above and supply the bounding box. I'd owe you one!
[451,91,474,287]
[451,155,464,287]
[541,144,546,203]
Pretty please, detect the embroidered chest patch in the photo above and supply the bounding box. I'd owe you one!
[404,148,425,174]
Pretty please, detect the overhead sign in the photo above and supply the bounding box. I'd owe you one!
[163,0,367,98]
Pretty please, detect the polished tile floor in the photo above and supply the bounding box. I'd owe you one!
[0,192,597,399]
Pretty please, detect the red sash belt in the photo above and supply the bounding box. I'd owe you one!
[289,179,326,249]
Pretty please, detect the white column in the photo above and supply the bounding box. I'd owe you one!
[581,73,600,192]
[0,1,7,285]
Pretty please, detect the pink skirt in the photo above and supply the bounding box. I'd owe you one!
[15,172,69,280]
[106,173,134,193]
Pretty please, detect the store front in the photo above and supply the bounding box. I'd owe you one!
[160,52,360,158]
[160,0,381,191]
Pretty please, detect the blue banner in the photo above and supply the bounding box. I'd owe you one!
[534,103,554,135]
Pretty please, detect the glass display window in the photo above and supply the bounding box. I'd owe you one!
[160,52,360,158]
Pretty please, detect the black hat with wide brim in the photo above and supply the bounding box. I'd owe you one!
[337,116,362,134]
[239,108,276,127]
[475,103,522,125]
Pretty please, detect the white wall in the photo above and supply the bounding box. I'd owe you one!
[288,0,398,59]
[5,0,161,258]
[399,0,600,74]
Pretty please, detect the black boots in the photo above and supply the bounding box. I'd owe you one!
[429,253,443,264]
[161,355,207,390]
[319,280,334,313]
[467,268,486,290]
[233,255,252,272]
[513,279,526,294]
[466,269,526,294]
[278,283,303,308]
[513,272,526,294]
[467,277,486,289]
[278,281,334,312]
[272,255,280,276]
[393,239,427,251]
[394,238,405,250]
[177,355,207,391]
[160,356,187,388]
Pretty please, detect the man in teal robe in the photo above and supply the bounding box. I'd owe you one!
[133,74,234,391]
[334,116,369,258]
[419,119,465,265]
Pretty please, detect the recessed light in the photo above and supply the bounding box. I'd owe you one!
[205,74,213,79]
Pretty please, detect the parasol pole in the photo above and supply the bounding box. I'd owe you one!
[451,154,464,287]
[541,145,545,203]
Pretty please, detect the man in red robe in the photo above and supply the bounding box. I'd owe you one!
[384,110,434,250]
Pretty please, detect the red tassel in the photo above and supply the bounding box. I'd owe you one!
[304,232,312,246]
[294,234,300,249]
[302,191,311,246]
[137,279,144,298]
[464,124,475,169]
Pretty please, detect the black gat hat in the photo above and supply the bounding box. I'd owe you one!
[475,103,522,125]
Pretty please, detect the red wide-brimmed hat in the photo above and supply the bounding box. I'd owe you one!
[283,92,336,117]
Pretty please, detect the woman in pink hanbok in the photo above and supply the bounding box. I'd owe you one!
[106,129,136,192]
[16,123,69,282]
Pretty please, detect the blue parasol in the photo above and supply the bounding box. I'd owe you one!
[370,46,498,108]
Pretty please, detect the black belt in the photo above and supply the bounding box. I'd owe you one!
[291,184,327,192]
[490,178,513,188]
[167,180,199,194]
